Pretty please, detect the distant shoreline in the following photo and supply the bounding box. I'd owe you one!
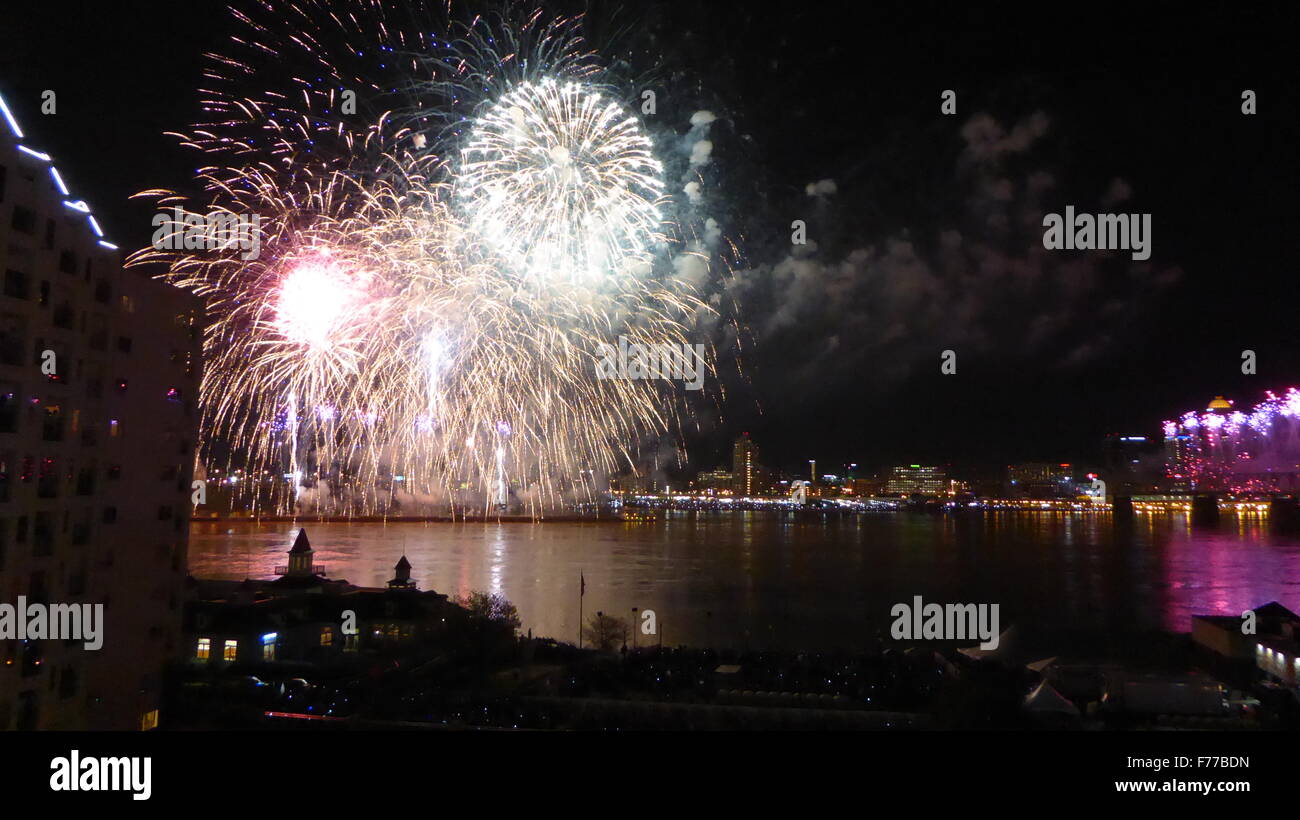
[192,514,623,524]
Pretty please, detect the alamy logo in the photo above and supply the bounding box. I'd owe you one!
[0,597,103,650]
[151,206,262,260]
[50,751,151,801]
[595,337,706,391]
[1042,206,1151,261]
[890,596,1000,650]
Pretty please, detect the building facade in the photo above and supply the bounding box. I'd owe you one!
[885,465,946,496]
[0,94,203,729]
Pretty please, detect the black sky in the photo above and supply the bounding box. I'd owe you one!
[2,1,1296,477]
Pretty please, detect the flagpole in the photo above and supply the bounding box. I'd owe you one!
[578,571,584,649]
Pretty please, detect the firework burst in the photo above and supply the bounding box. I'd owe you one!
[129,1,722,516]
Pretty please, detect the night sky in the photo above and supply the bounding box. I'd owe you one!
[3,1,1297,477]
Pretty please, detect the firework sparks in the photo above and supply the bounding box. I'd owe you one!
[129,1,721,517]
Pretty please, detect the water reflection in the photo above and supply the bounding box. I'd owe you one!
[188,511,1300,651]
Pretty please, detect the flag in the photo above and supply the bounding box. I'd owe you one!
[580,572,585,597]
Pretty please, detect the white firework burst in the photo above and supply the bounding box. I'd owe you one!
[458,78,666,284]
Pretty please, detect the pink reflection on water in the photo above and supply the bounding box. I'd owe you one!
[1159,516,1300,631]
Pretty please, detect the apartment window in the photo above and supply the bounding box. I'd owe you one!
[33,512,53,556]
[36,458,58,499]
[195,638,210,660]
[101,507,116,524]
[52,303,73,330]
[320,627,332,647]
[3,270,30,300]
[10,205,36,234]
[88,316,107,350]
[43,219,55,250]
[75,466,95,496]
[58,251,77,275]
[262,635,276,661]
[41,406,63,442]
[70,509,90,545]
[0,388,17,433]
[21,642,42,678]
[0,314,24,365]
[139,710,159,731]
[58,666,77,699]
[116,336,132,354]
[222,639,238,661]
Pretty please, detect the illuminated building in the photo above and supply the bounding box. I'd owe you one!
[1007,462,1073,498]
[695,469,733,495]
[850,476,886,497]
[0,94,203,729]
[732,433,758,496]
[186,545,452,665]
[885,465,946,496]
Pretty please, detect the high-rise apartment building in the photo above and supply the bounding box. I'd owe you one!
[0,93,203,729]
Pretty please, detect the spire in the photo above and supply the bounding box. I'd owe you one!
[279,529,320,578]
[387,555,416,590]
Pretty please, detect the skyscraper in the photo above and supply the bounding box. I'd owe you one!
[732,433,758,497]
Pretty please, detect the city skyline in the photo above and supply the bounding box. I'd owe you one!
[1,2,1296,479]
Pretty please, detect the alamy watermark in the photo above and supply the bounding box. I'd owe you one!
[0,597,103,650]
[595,336,706,391]
[50,751,150,801]
[1042,206,1151,261]
[890,595,1000,650]
[151,206,262,260]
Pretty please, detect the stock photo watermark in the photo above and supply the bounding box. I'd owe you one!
[151,206,262,260]
[890,596,1000,650]
[0,598,103,650]
[595,336,706,391]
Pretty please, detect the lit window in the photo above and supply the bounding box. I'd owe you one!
[139,710,159,731]
[222,639,237,661]
[195,637,210,660]
[320,627,332,647]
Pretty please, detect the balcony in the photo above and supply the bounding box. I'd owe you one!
[274,565,327,576]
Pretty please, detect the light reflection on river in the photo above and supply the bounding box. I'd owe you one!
[188,511,1300,651]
